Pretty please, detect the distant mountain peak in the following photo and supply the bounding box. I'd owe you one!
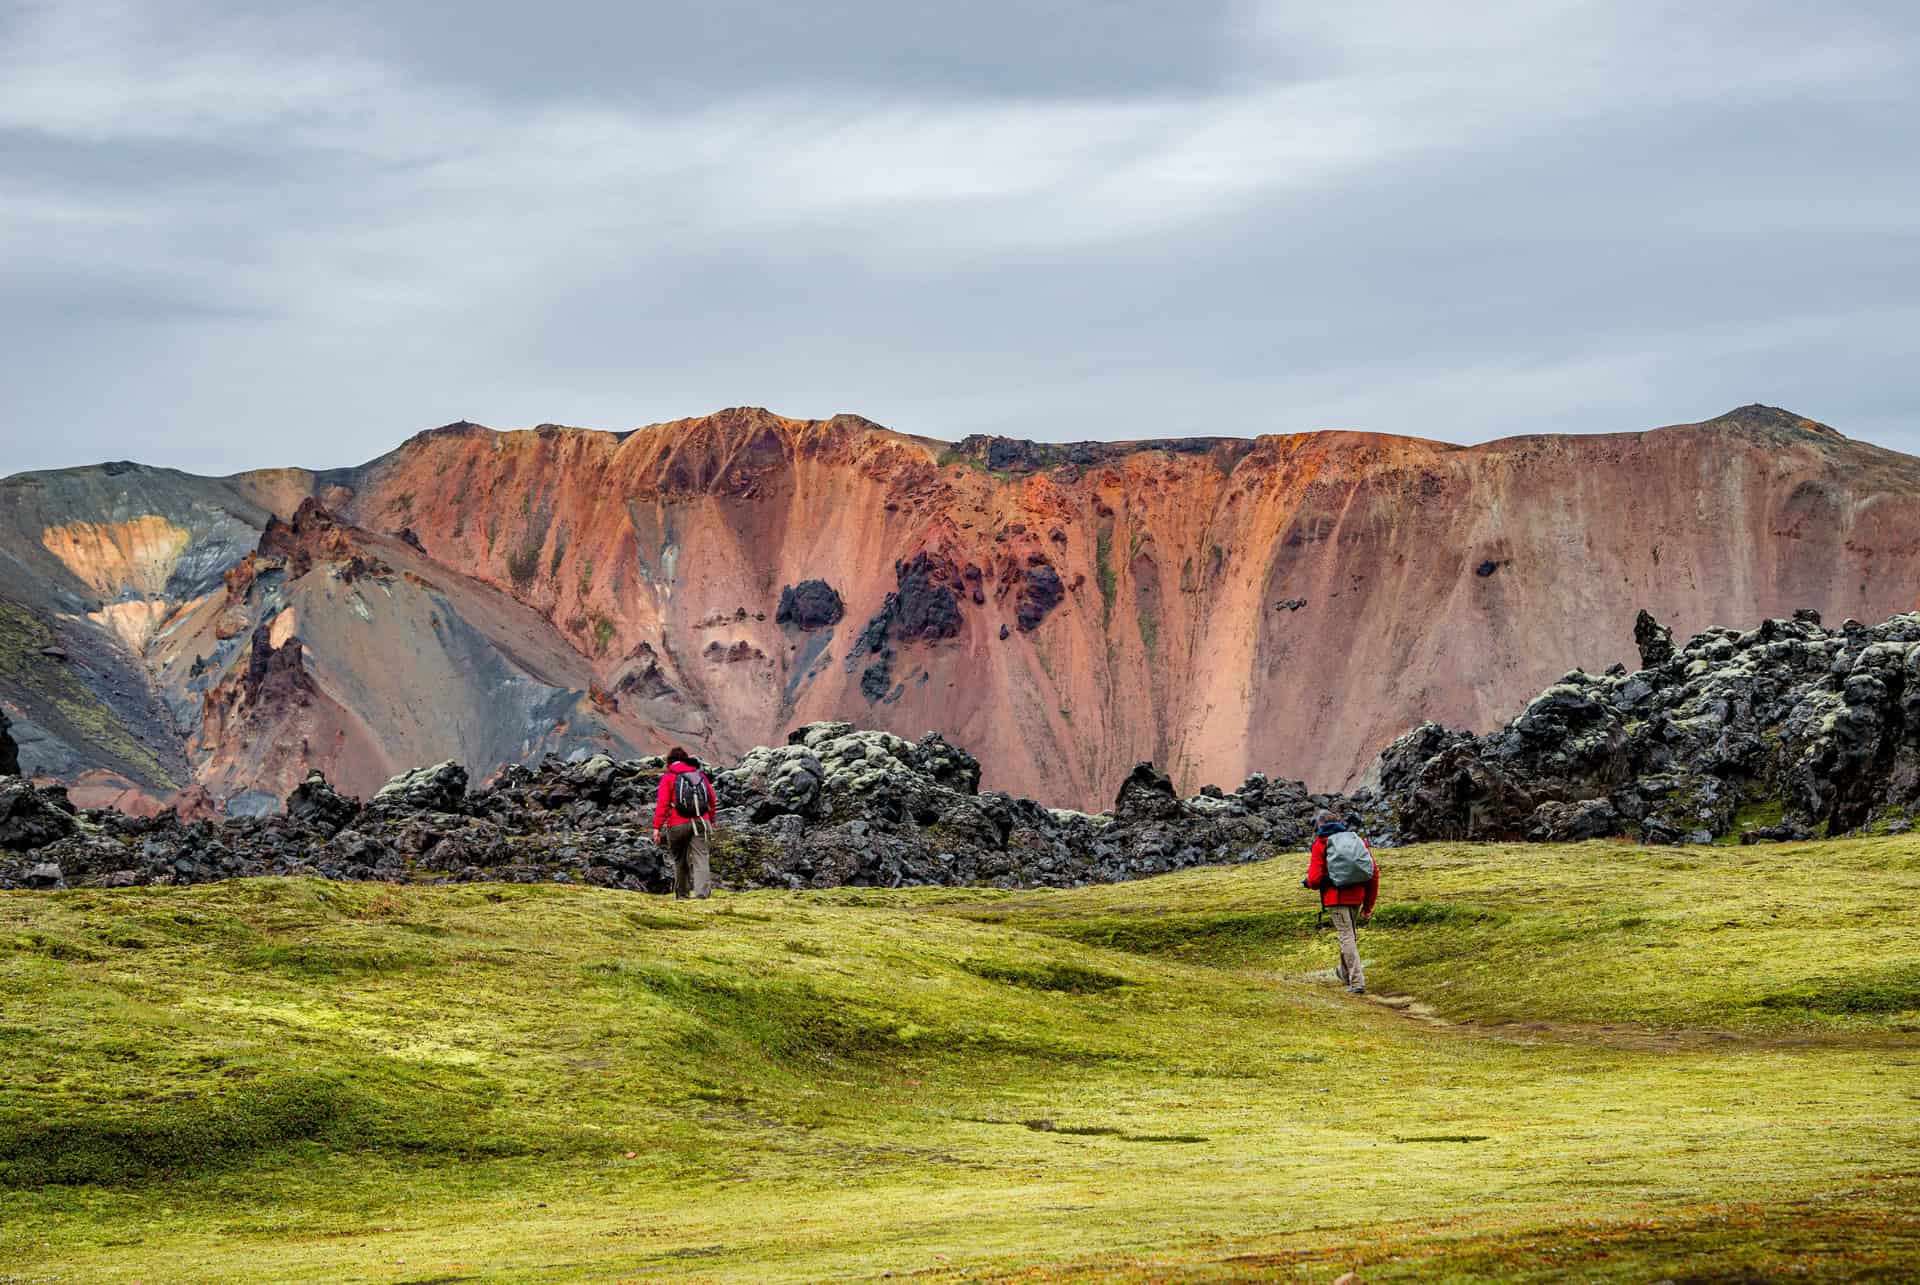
[1704,404,1845,441]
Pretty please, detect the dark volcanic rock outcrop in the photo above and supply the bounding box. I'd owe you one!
[0,709,18,778]
[1015,560,1065,632]
[845,555,969,703]
[1634,609,1676,669]
[371,760,468,815]
[1114,761,1184,821]
[776,580,845,631]
[286,770,360,836]
[1,776,76,851]
[0,722,1349,893]
[891,553,964,642]
[858,654,896,704]
[1377,609,1920,844]
[241,623,315,708]
[951,433,1247,475]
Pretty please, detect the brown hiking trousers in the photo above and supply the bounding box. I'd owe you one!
[664,821,712,899]
[1330,905,1364,990]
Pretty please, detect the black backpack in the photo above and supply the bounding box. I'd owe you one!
[672,767,709,820]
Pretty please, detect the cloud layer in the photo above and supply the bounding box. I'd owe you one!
[3,0,1916,473]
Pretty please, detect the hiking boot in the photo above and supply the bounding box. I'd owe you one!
[1334,964,1348,984]
[1347,984,1366,995]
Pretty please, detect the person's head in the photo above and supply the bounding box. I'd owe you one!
[666,745,694,768]
[1315,808,1338,828]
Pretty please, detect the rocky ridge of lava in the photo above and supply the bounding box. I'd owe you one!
[5,607,1919,894]
[1374,608,1920,844]
[0,723,1351,893]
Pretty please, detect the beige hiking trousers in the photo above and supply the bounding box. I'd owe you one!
[665,821,712,899]
[1329,905,1363,990]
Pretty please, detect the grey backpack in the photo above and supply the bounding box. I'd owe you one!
[1323,830,1375,888]
[671,768,710,821]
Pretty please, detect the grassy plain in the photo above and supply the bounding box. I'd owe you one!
[2,837,1916,1282]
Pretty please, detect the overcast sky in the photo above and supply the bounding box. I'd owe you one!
[3,0,1917,476]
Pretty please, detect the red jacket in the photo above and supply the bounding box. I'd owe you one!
[1306,829,1378,913]
[653,762,717,830]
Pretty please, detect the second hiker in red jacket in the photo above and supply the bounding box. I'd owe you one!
[1304,809,1379,994]
[652,747,718,899]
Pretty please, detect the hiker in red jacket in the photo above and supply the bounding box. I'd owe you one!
[1304,809,1379,994]
[652,747,719,899]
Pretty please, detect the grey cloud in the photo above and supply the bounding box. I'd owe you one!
[322,0,1241,101]
[0,262,274,320]
[0,0,1914,475]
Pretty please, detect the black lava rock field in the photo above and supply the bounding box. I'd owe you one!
[4,609,1918,892]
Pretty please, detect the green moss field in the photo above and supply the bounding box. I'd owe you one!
[3,837,1918,1282]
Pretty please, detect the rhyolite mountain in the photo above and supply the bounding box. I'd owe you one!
[3,403,1918,814]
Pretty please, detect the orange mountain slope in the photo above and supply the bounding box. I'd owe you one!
[3,404,1917,811]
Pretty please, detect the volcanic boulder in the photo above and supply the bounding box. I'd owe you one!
[776,580,846,631]
[912,730,983,793]
[1393,742,1541,841]
[0,710,17,777]
[1114,762,1185,822]
[371,760,468,815]
[1526,797,1621,842]
[0,778,77,851]
[720,744,828,821]
[892,554,963,641]
[1742,819,1816,845]
[1634,609,1676,669]
[286,770,361,836]
[1015,560,1065,632]
[1367,722,1472,799]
